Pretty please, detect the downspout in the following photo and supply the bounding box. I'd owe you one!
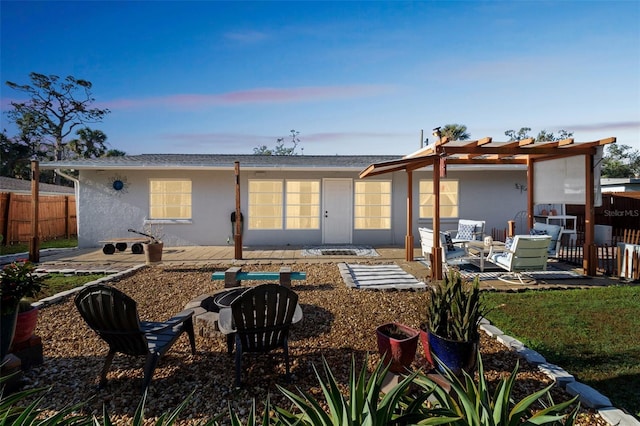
[55,169,80,243]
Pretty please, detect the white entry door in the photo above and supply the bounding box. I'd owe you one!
[322,178,353,244]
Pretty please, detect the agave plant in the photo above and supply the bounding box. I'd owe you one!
[0,371,90,425]
[427,269,484,342]
[411,352,580,426]
[273,354,426,425]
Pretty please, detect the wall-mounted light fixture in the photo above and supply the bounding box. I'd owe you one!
[514,183,527,193]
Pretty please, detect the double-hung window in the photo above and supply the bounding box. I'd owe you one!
[248,180,283,229]
[354,181,391,229]
[419,180,459,218]
[248,179,321,230]
[286,180,320,229]
[149,179,192,220]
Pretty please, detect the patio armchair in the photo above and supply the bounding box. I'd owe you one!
[418,227,467,268]
[490,235,551,285]
[218,283,303,388]
[444,219,486,245]
[74,284,196,392]
[531,221,563,258]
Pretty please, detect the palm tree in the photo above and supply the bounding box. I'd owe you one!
[440,124,470,141]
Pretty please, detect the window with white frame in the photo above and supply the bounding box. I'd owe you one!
[286,180,320,229]
[149,179,192,219]
[248,180,283,229]
[354,181,391,229]
[419,180,459,218]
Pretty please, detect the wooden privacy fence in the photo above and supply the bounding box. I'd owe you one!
[557,228,640,279]
[0,192,77,244]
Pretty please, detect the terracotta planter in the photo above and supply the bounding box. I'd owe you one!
[144,242,163,264]
[12,306,39,347]
[418,327,434,367]
[376,323,419,373]
[427,330,478,377]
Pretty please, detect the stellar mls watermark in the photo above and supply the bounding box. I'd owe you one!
[603,209,639,217]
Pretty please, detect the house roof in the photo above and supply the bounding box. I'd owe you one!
[0,176,74,195]
[38,154,403,172]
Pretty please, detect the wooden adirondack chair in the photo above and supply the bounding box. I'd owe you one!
[74,284,196,392]
[218,283,302,388]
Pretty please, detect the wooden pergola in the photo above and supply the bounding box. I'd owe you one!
[359,135,616,280]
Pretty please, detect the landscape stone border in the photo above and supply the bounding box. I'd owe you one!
[29,264,147,309]
[479,318,639,426]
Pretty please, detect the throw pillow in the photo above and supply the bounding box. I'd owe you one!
[530,228,547,236]
[505,236,514,250]
[457,223,476,240]
[443,233,455,252]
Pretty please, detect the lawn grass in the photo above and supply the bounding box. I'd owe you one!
[482,285,640,418]
[0,238,78,255]
[38,273,108,300]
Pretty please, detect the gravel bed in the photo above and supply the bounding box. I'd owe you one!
[23,262,607,424]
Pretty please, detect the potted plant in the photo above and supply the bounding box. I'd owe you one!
[140,222,164,264]
[375,322,419,373]
[1,260,45,359]
[12,298,40,347]
[421,269,483,376]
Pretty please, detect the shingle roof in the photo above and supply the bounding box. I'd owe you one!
[38,154,403,171]
[0,176,75,194]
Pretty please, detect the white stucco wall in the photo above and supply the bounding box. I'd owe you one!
[76,167,528,248]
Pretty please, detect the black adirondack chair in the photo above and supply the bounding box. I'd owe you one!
[218,283,302,387]
[74,284,196,392]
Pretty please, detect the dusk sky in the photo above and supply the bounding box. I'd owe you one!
[1,1,639,156]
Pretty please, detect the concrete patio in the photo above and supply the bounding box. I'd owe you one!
[27,244,620,292]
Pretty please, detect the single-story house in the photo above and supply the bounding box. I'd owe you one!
[39,154,531,249]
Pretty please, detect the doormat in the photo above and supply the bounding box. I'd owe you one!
[322,249,357,256]
[302,245,379,257]
[340,263,426,290]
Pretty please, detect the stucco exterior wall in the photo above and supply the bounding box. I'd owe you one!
[76,167,528,248]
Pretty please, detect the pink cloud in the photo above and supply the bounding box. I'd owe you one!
[563,121,640,132]
[98,85,396,110]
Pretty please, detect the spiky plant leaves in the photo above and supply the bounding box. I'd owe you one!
[1,372,90,426]
[275,354,421,426]
[414,351,579,426]
[229,398,273,426]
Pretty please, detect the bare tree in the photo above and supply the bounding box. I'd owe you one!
[6,72,110,181]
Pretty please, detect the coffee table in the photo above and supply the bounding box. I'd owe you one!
[466,240,506,272]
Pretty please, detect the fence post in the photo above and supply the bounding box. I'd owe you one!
[1,192,10,246]
[29,161,40,263]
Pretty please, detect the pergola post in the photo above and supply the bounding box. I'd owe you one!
[584,153,596,275]
[405,170,414,261]
[431,156,443,280]
[234,161,243,260]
